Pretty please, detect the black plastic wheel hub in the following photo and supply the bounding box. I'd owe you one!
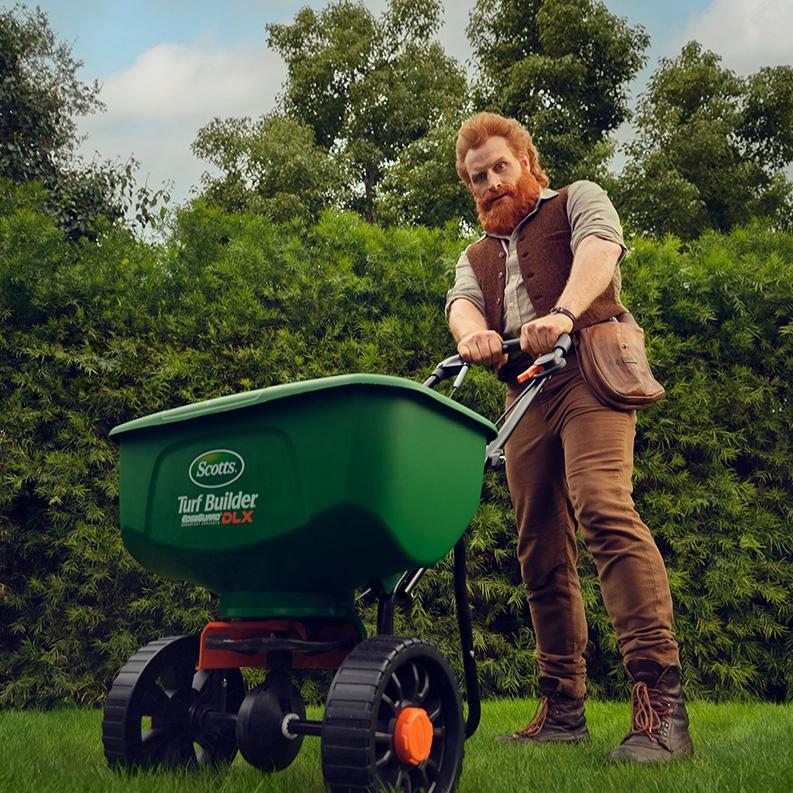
[236,672,307,772]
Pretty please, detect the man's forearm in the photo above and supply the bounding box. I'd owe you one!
[448,298,489,343]
[555,235,622,318]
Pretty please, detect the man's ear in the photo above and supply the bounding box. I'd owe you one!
[519,153,531,169]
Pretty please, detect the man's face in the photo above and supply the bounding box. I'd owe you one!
[463,135,541,235]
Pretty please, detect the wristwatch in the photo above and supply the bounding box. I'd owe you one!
[549,306,577,325]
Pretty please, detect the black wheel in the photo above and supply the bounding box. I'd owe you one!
[322,636,464,793]
[236,670,306,772]
[102,635,245,770]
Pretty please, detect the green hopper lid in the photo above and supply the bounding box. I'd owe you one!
[110,373,497,440]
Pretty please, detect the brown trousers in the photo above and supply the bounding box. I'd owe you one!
[504,354,680,699]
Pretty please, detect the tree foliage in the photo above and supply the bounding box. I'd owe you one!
[0,5,166,240]
[468,0,649,185]
[267,0,467,221]
[375,113,477,229]
[0,5,99,180]
[1,180,791,706]
[617,42,793,240]
[191,113,349,224]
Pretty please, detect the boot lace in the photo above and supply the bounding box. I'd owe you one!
[629,682,672,741]
[513,697,549,738]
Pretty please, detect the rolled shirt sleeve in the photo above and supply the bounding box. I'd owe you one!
[445,248,486,319]
[567,180,626,260]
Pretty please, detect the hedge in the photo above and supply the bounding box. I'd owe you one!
[1,180,791,706]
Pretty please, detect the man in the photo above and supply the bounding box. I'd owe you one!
[447,112,693,763]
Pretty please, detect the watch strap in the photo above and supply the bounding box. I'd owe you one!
[549,306,577,325]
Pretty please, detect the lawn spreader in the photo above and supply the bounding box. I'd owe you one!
[102,334,572,792]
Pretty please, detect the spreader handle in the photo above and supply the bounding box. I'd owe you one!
[554,333,572,355]
[424,334,571,389]
[502,333,571,356]
[501,338,522,355]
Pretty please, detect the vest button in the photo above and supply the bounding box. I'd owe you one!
[521,251,529,257]
[496,298,502,304]
[498,252,505,258]
[498,271,503,278]
[526,272,535,277]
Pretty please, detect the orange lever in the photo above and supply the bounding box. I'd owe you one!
[517,364,544,383]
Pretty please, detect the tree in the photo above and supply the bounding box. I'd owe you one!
[617,42,793,240]
[375,113,477,229]
[267,0,467,222]
[1,6,98,180]
[192,114,350,224]
[0,5,164,240]
[467,0,649,185]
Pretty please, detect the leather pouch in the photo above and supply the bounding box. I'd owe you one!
[575,312,665,410]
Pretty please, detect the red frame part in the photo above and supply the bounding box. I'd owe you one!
[197,619,360,670]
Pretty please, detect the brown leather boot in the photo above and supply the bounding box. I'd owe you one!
[608,660,694,763]
[498,678,589,743]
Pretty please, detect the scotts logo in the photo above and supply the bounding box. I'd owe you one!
[189,449,245,489]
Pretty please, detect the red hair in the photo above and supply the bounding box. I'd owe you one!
[455,112,549,189]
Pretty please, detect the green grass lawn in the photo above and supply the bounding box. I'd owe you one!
[1,700,791,793]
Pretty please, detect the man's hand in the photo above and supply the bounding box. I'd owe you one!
[457,329,507,369]
[520,314,574,358]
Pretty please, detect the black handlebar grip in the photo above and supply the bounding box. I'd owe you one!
[503,333,572,356]
[502,338,523,355]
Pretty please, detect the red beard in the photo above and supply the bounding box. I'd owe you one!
[476,168,541,236]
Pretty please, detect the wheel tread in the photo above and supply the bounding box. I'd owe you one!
[102,635,243,771]
[322,636,463,793]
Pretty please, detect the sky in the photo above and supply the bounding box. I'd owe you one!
[20,0,793,204]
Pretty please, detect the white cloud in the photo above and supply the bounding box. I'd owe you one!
[70,3,481,205]
[77,37,286,202]
[681,0,793,74]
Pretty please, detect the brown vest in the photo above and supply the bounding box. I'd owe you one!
[465,187,626,336]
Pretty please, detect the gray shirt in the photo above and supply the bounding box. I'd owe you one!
[445,180,626,338]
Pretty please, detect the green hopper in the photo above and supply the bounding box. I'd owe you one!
[110,374,496,621]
